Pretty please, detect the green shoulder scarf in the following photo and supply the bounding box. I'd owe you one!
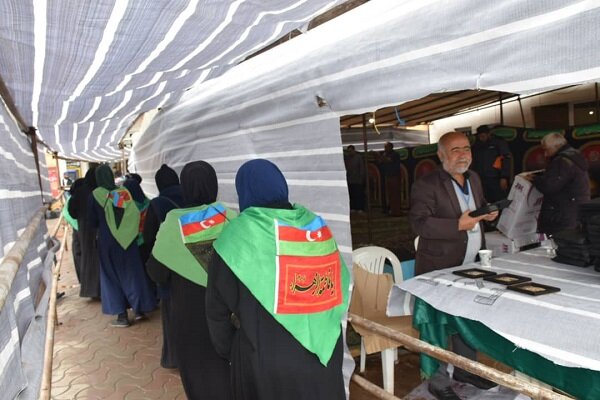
[62,197,78,230]
[93,186,140,249]
[152,202,237,287]
[213,204,350,366]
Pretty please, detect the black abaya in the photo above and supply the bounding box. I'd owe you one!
[68,172,100,299]
[206,252,345,400]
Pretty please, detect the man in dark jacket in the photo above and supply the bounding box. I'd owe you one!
[410,131,498,275]
[409,131,499,399]
[471,125,512,202]
[529,133,590,235]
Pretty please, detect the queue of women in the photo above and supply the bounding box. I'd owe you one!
[65,159,349,400]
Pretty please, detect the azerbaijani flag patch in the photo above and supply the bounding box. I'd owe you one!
[179,204,227,244]
[275,216,342,314]
[109,188,131,208]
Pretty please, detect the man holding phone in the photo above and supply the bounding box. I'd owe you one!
[409,131,498,399]
[410,131,498,276]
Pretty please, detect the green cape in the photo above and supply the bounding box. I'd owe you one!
[93,187,140,249]
[213,204,350,366]
[62,198,78,230]
[152,202,237,286]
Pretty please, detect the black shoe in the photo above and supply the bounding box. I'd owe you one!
[111,317,130,328]
[111,312,130,328]
[453,368,498,390]
[428,382,461,400]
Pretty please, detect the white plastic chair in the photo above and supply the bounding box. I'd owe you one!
[353,246,403,283]
[352,246,404,393]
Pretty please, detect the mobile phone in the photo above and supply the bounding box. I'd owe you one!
[469,199,512,217]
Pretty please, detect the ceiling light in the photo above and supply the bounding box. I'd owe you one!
[589,110,595,115]
[368,118,375,124]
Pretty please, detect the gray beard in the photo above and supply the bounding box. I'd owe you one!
[455,165,469,174]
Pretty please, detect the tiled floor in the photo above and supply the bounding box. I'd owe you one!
[51,226,185,400]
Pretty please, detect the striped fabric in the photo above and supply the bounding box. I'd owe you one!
[0,100,51,399]
[0,0,345,161]
[129,0,600,267]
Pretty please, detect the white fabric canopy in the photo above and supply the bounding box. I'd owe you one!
[130,0,600,258]
[0,0,345,161]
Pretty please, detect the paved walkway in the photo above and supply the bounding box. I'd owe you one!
[51,226,185,399]
[48,222,422,399]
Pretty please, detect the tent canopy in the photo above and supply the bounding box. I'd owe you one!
[0,0,347,161]
[3,1,600,162]
[127,0,600,260]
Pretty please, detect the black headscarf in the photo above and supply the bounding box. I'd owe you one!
[84,166,97,189]
[155,164,180,193]
[69,178,85,195]
[180,161,218,207]
[123,178,146,203]
[127,173,143,184]
[235,159,289,211]
[95,165,116,190]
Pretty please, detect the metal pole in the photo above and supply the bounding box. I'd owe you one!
[27,127,46,201]
[349,314,572,400]
[54,152,61,191]
[518,95,526,128]
[362,114,373,243]
[120,144,126,174]
[39,223,68,400]
[0,206,46,311]
[499,93,504,125]
[595,82,599,124]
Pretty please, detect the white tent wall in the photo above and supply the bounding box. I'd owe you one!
[0,98,52,399]
[130,0,600,249]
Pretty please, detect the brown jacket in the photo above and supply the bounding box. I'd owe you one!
[409,167,487,275]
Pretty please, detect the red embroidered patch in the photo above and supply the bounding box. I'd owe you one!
[276,251,342,314]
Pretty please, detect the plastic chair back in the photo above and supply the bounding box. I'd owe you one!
[352,246,403,283]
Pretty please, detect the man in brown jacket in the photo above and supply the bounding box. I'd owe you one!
[410,131,497,275]
[409,131,499,399]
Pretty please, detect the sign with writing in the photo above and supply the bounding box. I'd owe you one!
[524,129,565,142]
[572,124,600,140]
[412,143,438,158]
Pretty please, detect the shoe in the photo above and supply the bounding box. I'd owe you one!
[453,368,498,390]
[134,313,147,321]
[428,382,461,400]
[111,317,130,328]
[111,312,130,328]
